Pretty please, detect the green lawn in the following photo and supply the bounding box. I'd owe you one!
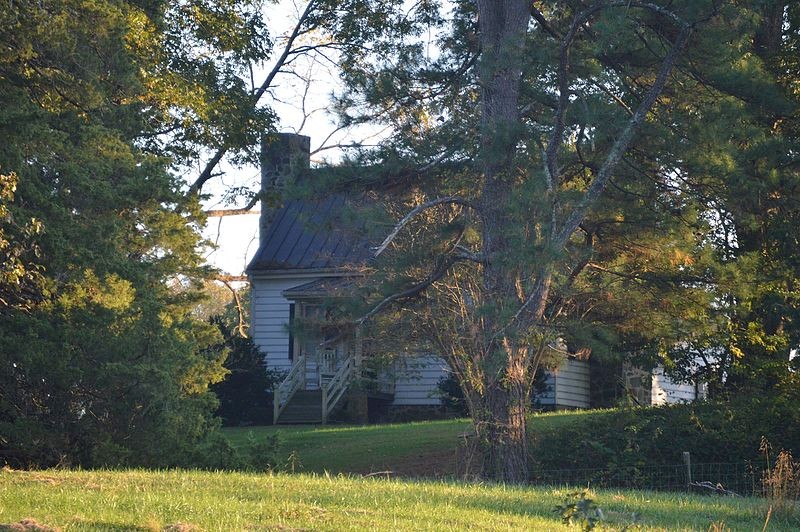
[1,468,790,531]
[224,409,615,476]
[225,418,470,476]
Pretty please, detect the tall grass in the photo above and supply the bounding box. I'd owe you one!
[761,437,800,519]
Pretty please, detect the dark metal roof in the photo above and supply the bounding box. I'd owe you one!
[246,194,372,272]
[282,277,358,299]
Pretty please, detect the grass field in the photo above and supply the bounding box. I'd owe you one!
[223,409,616,476]
[1,468,792,531]
[224,418,468,476]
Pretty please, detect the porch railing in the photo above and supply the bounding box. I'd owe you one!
[321,354,354,424]
[273,354,306,423]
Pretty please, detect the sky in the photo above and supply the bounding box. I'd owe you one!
[198,0,432,275]
[198,1,356,275]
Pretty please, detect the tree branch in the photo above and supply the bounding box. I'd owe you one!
[543,2,690,197]
[501,3,692,334]
[358,224,468,326]
[555,19,692,246]
[219,279,247,337]
[356,256,457,326]
[205,195,261,217]
[187,0,320,196]
[372,196,479,258]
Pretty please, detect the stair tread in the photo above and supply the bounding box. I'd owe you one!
[276,386,347,424]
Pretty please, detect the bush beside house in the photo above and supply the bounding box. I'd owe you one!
[528,396,800,484]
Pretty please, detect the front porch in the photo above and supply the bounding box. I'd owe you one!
[273,296,396,423]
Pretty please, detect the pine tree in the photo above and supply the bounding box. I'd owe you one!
[307,0,711,481]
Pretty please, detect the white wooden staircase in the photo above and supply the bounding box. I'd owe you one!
[273,353,355,424]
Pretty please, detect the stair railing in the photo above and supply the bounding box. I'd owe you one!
[321,354,353,424]
[273,354,306,423]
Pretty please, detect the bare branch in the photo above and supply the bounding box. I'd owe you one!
[205,207,260,217]
[454,245,483,263]
[530,5,562,40]
[591,80,634,116]
[217,274,248,282]
[356,256,457,326]
[187,0,320,196]
[205,195,260,217]
[372,197,479,258]
[219,279,247,337]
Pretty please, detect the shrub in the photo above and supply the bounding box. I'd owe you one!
[554,490,603,531]
[184,430,280,471]
[529,397,800,489]
[209,317,283,426]
[436,373,469,416]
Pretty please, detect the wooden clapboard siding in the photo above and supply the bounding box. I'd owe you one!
[534,371,556,407]
[250,275,325,374]
[553,358,590,409]
[651,365,699,405]
[391,355,448,406]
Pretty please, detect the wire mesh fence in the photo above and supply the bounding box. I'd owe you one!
[530,460,761,496]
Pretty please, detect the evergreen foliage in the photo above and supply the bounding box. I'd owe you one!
[529,396,800,487]
[302,0,799,480]
[0,0,272,468]
[0,172,45,314]
[210,316,283,427]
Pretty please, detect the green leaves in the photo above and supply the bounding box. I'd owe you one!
[0,0,271,468]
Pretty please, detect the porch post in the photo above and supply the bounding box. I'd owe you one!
[273,386,280,424]
[354,325,363,370]
[321,385,328,425]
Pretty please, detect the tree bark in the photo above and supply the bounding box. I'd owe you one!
[476,354,530,481]
[474,0,532,483]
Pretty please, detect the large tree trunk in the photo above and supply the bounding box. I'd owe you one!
[474,0,533,483]
[475,354,530,481]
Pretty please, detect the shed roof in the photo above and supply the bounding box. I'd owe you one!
[246,194,372,272]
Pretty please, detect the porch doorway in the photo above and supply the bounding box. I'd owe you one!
[297,302,356,390]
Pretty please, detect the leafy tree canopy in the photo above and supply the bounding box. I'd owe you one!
[0,0,274,467]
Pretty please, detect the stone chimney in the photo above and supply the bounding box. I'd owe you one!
[259,133,311,246]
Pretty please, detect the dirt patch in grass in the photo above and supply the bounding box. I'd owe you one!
[357,448,458,479]
[0,519,59,531]
[162,524,200,532]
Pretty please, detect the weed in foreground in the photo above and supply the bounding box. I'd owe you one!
[555,490,604,531]
[760,437,800,519]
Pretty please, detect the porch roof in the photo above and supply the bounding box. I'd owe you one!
[282,276,359,300]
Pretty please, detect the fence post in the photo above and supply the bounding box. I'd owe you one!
[682,451,692,492]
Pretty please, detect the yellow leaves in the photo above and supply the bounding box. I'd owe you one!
[730,345,746,360]
[669,248,694,268]
[57,269,136,313]
[124,7,159,57]
[159,308,174,328]
[0,172,19,202]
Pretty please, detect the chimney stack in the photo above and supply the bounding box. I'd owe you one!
[260,133,310,246]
